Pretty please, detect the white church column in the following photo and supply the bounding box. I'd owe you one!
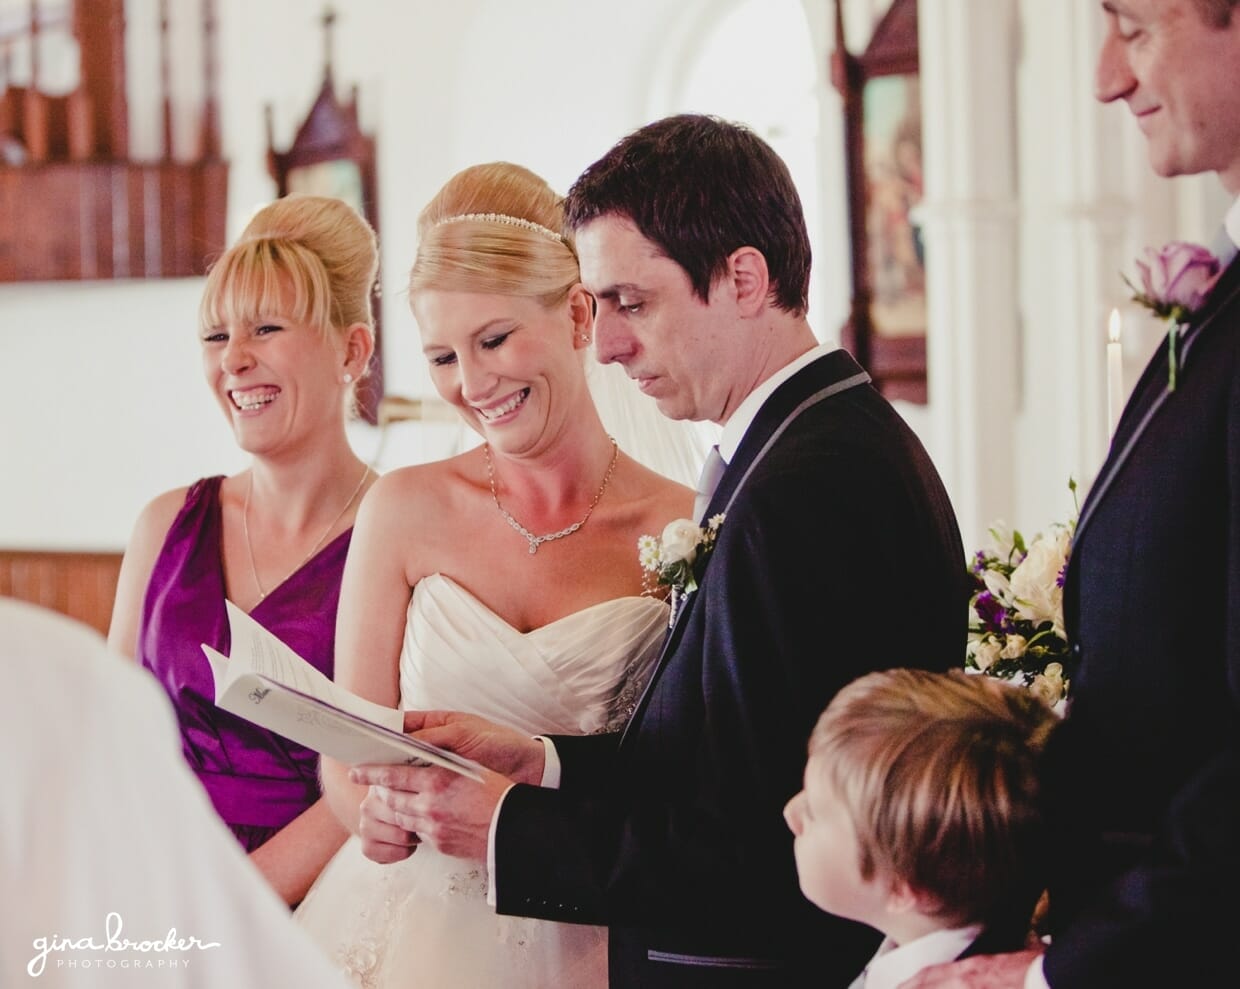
[1011,0,1178,529]
[919,0,1021,547]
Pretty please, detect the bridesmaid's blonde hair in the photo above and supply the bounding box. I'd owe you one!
[200,194,378,342]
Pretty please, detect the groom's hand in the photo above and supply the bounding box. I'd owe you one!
[350,763,513,863]
[402,709,546,785]
[897,950,1042,988]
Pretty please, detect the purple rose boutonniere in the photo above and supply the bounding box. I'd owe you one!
[1124,241,1222,391]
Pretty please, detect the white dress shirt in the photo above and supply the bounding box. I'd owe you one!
[1224,195,1240,257]
[849,926,982,989]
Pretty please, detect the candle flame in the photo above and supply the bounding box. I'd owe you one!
[1108,308,1122,344]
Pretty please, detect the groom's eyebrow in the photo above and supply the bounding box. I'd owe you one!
[593,283,644,301]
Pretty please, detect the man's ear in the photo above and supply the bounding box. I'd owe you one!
[567,284,594,349]
[727,246,770,317]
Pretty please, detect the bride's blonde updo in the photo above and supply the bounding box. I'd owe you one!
[200,194,378,342]
[410,162,580,308]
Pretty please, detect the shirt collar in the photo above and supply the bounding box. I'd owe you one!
[1223,196,1240,261]
[717,342,837,464]
[856,925,983,989]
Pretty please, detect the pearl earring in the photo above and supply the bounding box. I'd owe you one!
[343,373,354,384]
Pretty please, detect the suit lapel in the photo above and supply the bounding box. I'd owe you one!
[618,351,871,746]
[1074,256,1240,543]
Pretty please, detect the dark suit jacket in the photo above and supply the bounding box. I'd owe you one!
[495,351,966,987]
[1041,254,1240,988]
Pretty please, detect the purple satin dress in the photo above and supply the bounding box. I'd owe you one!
[138,476,350,851]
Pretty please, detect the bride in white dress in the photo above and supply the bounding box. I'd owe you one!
[295,162,693,988]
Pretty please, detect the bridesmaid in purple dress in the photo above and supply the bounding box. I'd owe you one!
[109,194,379,906]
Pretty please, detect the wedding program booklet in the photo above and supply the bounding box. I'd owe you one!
[202,601,483,781]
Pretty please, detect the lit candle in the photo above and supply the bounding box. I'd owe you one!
[1107,308,1124,435]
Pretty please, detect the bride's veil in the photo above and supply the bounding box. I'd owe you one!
[585,357,716,489]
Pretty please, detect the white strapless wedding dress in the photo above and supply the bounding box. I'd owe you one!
[296,573,668,988]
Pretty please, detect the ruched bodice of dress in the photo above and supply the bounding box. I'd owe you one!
[296,574,668,988]
[399,573,667,735]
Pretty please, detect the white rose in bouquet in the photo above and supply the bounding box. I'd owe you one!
[1000,634,1028,660]
[660,519,703,566]
[1029,662,1067,707]
[1011,528,1070,638]
[971,638,1003,672]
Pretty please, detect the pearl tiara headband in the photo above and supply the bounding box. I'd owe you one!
[434,212,563,243]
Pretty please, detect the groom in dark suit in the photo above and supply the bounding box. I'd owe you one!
[910,2,1240,987]
[352,114,965,986]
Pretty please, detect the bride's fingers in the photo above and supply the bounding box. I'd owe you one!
[358,833,419,865]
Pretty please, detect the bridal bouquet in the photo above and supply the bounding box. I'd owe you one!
[966,485,1078,707]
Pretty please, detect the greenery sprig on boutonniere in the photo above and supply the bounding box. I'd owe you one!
[1123,242,1222,391]
[638,514,725,627]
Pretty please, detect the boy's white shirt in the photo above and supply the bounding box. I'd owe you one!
[849,924,983,989]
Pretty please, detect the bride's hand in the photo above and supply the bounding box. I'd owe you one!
[356,785,422,864]
[402,710,546,786]
[351,763,513,863]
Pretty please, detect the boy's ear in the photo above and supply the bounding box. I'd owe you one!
[884,877,938,917]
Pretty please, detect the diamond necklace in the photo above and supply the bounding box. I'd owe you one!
[242,463,371,600]
[484,437,619,555]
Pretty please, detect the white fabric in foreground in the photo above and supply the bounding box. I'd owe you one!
[296,574,668,988]
[0,599,348,989]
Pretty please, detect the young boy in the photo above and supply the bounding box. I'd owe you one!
[784,669,1057,989]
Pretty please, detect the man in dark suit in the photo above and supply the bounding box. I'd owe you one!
[910,2,1240,987]
[352,114,965,986]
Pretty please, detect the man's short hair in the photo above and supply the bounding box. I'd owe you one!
[564,114,812,316]
[809,669,1057,929]
[1195,0,1240,27]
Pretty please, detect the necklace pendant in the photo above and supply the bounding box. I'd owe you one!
[528,541,538,555]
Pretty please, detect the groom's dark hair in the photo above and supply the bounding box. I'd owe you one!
[1194,0,1239,26]
[564,114,811,317]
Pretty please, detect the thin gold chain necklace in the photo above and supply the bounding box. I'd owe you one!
[484,438,619,555]
[242,464,371,600]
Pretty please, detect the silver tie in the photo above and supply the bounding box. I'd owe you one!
[693,445,727,523]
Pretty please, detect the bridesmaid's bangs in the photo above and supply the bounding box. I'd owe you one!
[200,237,334,337]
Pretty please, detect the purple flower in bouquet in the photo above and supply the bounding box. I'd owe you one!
[1126,242,1222,391]
[973,591,1006,632]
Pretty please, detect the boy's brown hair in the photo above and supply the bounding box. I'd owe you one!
[809,669,1057,928]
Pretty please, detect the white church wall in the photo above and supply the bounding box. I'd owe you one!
[3,0,1228,553]
[0,0,680,549]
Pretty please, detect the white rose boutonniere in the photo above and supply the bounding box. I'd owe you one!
[638,514,725,627]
